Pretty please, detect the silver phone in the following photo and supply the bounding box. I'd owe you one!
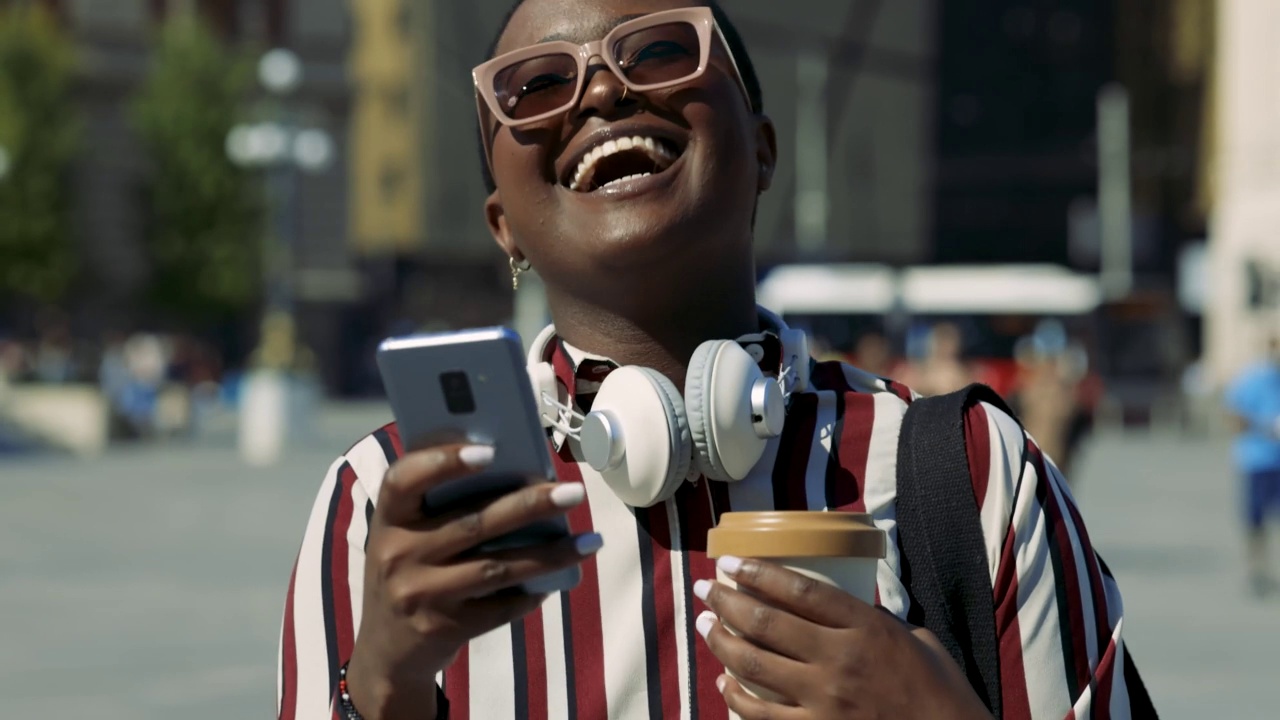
[375,327,579,595]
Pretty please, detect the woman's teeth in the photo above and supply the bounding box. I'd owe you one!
[569,135,677,192]
[598,172,653,189]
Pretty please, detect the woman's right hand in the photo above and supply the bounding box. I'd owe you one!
[345,443,600,720]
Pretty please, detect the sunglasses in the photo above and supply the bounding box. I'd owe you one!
[473,7,751,166]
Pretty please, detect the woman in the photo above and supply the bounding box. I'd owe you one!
[279,1,1136,718]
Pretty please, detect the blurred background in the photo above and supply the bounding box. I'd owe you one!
[1,0,1277,717]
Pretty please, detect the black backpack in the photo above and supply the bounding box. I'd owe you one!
[895,384,1157,719]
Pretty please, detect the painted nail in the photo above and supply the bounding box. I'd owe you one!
[458,445,495,469]
[550,483,587,509]
[716,674,728,693]
[693,579,712,601]
[716,555,744,576]
[696,610,716,639]
[574,533,604,556]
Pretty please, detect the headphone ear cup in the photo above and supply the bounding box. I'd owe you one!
[639,367,692,501]
[688,341,772,482]
[686,340,727,481]
[586,366,692,507]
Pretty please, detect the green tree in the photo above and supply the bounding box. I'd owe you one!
[0,5,79,309]
[132,15,260,326]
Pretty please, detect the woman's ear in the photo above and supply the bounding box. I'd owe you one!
[485,189,519,259]
[755,114,778,193]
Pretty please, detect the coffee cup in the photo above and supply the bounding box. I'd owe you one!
[706,511,886,710]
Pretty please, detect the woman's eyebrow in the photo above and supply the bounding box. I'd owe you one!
[537,14,648,44]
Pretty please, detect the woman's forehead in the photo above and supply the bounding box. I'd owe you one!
[497,0,704,54]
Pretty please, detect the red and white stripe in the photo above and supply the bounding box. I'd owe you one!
[279,345,1139,719]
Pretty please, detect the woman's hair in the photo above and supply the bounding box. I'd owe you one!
[477,0,765,193]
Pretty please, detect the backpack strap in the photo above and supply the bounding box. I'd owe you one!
[896,384,1013,717]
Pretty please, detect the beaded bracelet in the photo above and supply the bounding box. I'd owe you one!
[337,662,365,720]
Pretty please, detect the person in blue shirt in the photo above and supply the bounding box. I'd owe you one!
[1225,333,1280,597]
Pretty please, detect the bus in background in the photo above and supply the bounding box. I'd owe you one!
[757,263,1105,477]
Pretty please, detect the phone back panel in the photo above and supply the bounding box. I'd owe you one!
[376,327,556,509]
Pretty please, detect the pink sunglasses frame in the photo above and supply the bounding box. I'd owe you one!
[473,7,751,171]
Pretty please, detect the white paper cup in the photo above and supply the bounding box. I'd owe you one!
[707,512,886,713]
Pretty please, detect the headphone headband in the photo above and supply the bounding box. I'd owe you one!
[527,322,561,367]
[528,307,800,370]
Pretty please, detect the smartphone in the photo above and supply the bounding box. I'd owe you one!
[376,327,579,595]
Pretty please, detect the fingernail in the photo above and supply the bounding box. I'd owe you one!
[550,483,587,508]
[693,579,712,601]
[716,674,728,693]
[717,555,744,576]
[458,445,495,469]
[696,610,716,639]
[574,532,604,556]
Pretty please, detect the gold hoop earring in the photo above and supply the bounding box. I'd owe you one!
[510,256,532,290]
[619,86,629,104]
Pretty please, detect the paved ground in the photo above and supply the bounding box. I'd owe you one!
[1070,431,1280,719]
[2,408,1278,718]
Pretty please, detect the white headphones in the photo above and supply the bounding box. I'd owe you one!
[526,309,811,507]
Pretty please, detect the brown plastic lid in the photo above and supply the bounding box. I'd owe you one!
[706,511,886,559]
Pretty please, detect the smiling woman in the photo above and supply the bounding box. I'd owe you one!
[278,1,1151,719]
[472,0,779,379]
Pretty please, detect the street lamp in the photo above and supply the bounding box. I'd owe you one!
[225,121,333,171]
[259,48,303,95]
[227,48,335,467]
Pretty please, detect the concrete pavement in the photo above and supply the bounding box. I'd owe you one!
[1071,431,1280,719]
[2,410,1277,718]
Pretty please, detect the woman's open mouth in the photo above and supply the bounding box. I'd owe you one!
[564,135,684,193]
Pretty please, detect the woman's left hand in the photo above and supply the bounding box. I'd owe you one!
[694,556,994,720]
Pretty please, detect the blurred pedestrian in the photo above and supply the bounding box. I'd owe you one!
[107,332,169,437]
[1224,332,1280,597]
[98,331,131,433]
[1014,337,1082,478]
[0,337,29,388]
[853,330,893,378]
[32,312,75,384]
[901,322,973,397]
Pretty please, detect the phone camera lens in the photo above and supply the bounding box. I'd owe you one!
[439,371,476,415]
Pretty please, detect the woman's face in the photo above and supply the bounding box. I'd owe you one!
[483,0,776,289]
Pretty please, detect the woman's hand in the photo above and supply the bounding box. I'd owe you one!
[345,444,601,720]
[695,557,993,720]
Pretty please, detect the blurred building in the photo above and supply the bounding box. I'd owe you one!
[932,1,1113,268]
[1206,0,1280,385]
[345,1,516,339]
[930,0,1217,421]
[736,0,936,266]
[5,0,355,387]
[932,1,1212,273]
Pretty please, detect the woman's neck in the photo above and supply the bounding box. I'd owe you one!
[546,280,759,388]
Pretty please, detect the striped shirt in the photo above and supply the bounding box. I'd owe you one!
[278,333,1134,719]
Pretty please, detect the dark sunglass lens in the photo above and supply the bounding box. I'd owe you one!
[613,22,701,87]
[492,54,579,120]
